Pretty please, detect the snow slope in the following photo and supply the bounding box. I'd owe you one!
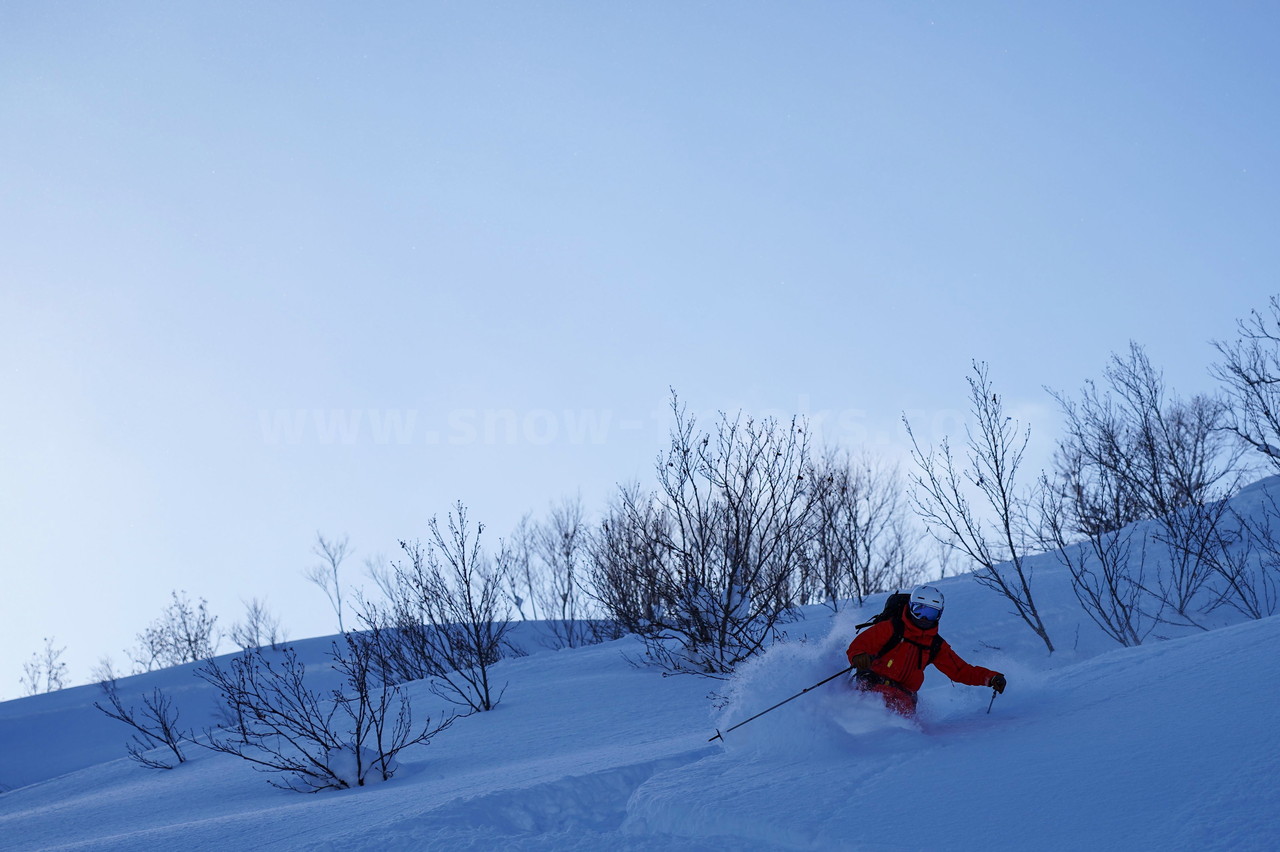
[3,488,1280,850]
[638,615,1279,851]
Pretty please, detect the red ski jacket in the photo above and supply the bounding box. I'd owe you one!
[845,613,996,694]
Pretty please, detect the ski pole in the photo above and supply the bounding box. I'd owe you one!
[709,664,854,743]
[987,688,998,714]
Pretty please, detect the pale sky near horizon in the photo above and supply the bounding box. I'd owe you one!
[3,1,1278,697]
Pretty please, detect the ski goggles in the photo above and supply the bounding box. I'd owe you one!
[910,602,942,622]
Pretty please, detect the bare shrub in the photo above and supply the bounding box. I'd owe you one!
[1036,465,1153,646]
[506,497,604,649]
[593,395,824,677]
[1206,298,1280,619]
[130,591,220,673]
[91,656,121,686]
[1051,343,1241,627]
[805,450,924,609]
[587,483,670,639]
[229,597,287,651]
[360,503,513,712]
[504,515,538,622]
[1213,295,1280,470]
[198,635,452,792]
[94,679,190,770]
[20,636,67,696]
[1202,498,1280,620]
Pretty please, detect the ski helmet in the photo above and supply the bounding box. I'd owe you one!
[907,584,945,626]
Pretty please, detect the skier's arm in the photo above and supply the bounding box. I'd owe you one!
[846,622,892,666]
[932,640,999,687]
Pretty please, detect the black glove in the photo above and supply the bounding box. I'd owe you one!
[988,673,1007,694]
[849,652,872,671]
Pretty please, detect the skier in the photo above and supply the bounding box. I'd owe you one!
[845,585,1006,716]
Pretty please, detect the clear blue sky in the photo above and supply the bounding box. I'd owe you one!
[3,1,1277,696]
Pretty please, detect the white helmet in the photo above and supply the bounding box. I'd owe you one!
[908,585,945,624]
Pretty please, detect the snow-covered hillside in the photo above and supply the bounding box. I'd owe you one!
[3,486,1279,850]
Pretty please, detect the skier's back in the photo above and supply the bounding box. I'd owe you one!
[846,585,1006,715]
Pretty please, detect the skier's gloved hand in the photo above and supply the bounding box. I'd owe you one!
[988,673,1007,694]
[849,652,872,671]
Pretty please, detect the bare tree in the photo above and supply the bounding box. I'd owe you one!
[20,636,68,696]
[521,496,599,649]
[1051,343,1241,625]
[363,552,398,603]
[129,591,220,673]
[198,636,452,792]
[1036,465,1152,647]
[1047,384,1147,536]
[359,503,514,712]
[502,515,537,621]
[1212,295,1280,470]
[1100,344,1238,507]
[587,482,669,640]
[94,679,190,770]
[229,598,287,651]
[1199,496,1280,621]
[1206,298,1280,619]
[306,533,351,634]
[130,626,170,675]
[907,362,1055,653]
[930,535,961,581]
[806,450,923,609]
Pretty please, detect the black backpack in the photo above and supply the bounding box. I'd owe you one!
[854,592,943,666]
